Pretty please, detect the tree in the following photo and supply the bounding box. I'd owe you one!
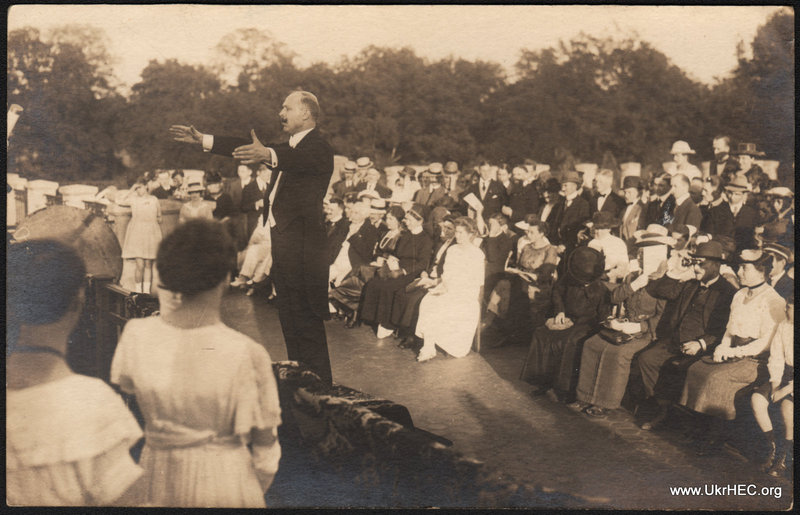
[212,28,296,91]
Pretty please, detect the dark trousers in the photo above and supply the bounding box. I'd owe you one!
[637,338,698,403]
[271,218,332,385]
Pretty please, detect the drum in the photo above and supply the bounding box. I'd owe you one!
[12,205,122,280]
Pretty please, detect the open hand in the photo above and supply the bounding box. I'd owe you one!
[233,130,269,165]
[169,124,202,144]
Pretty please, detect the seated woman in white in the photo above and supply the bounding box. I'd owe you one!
[7,240,143,506]
[415,216,485,361]
[111,220,282,507]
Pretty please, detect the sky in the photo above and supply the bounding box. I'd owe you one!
[9,5,786,93]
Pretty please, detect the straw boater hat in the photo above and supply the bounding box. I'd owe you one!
[186,182,205,193]
[566,246,605,285]
[407,203,425,221]
[356,157,373,168]
[765,186,792,198]
[427,162,444,176]
[444,161,459,174]
[670,140,696,155]
[370,198,387,214]
[357,190,381,201]
[734,142,766,157]
[724,175,750,192]
[633,224,676,247]
[343,161,357,172]
[762,243,793,265]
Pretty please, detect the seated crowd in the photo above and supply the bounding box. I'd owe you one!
[320,138,793,477]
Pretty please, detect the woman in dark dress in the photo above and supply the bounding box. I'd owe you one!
[359,205,433,338]
[329,205,405,323]
[520,245,610,402]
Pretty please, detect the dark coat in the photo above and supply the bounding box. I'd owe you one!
[538,199,565,245]
[331,179,358,200]
[620,201,646,242]
[731,203,759,251]
[670,196,703,230]
[347,222,380,270]
[463,179,509,218]
[241,180,266,238]
[712,156,739,182]
[558,195,591,251]
[207,192,236,220]
[700,201,734,239]
[646,276,736,350]
[394,231,434,278]
[590,190,626,219]
[645,194,676,227]
[151,185,173,199]
[325,217,350,265]
[508,182,541,224]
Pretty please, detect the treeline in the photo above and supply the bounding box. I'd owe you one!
[6,11,793,186]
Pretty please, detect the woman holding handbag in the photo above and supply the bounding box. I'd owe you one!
[571,230,670,417]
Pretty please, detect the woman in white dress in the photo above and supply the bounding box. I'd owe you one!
[7,240,143,506]
[120,180,162,293]
[111,220,282,507]
[178,181,215,224]
[415,216,485,361]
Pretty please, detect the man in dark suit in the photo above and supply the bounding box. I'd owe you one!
[644,173,676,227]
[170,90,335,384]
[724,175,759,251]
[635,241,736,430]
[356,167,392,199]
[150,170,175,199]
[324,197,349,266]
[669,173,702,231]
[503,165,540,225]
[619,175,646,243]
[413,163,451,216]
[590,168,626,219]
[557,171,591,254]
[699,175,734,240]
[462,161,508,218]
[329,200,379,286]
[240,163,270,241]
[331,160,359,199]
[711,135,739,183]
[538,178,565,245]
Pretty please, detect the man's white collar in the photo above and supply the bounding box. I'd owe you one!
[289,127,314,148]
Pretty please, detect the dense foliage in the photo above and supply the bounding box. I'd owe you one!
[7,12,794,186]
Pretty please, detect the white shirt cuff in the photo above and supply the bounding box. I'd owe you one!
[265,148,278,168]
[698,338,706,351]
[202,134,213,152]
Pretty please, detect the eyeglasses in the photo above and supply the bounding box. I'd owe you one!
[681,257,704,267]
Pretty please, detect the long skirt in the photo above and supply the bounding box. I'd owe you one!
[359,274,416,328]
[389,286,428,331]
[520,322,594,394]
[575,333,652,409]
[680,357,766,420]
[329,265,378,313]
[415,291,480,358]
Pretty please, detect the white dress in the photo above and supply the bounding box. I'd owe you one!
[110,317,282,507]
[7,374,143,506]
[122,195,162,260]
[415,243,485,357]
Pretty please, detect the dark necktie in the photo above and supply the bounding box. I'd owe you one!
[262,177,279,226]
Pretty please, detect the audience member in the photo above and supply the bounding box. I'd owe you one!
[669,140,702,181]
[669,173,702,232]
[111,220,282,507]
[590,168,626,219]
[179,182,214,223]
[724,175,759,252]
[119,180,162,293]
[620,175,646,244]
[538,177,565,245]
[557,171,591,256]
[699,175,734,239]
[645,173,675,227]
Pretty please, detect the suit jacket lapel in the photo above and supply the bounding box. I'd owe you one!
[677,281,700,323]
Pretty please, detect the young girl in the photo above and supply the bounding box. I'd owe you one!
[111,220,282,507]
[7,240,143,506]
[178,181,214,223]
[120,180,162,293]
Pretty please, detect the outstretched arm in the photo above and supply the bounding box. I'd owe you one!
[169,125,203,145]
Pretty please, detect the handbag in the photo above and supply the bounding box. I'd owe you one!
[598,319,641,345]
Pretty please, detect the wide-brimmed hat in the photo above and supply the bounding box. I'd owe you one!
[689,241,725,261]
[736,248,772,266]
[560,171,583,185]
[724,175,750,192]
[734,142,765,157]
[356,156,373,168]
[343,161,357,172]
[762,243,793,265]
[633,224,675,247]
[386,205,406,221]
[586,211,620,230]
[186,182,205,193]
[544,177,561,193]
[670,140,696,155]
[765,186,793,198]
[622,175,643,190]
[567,246,605,284]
